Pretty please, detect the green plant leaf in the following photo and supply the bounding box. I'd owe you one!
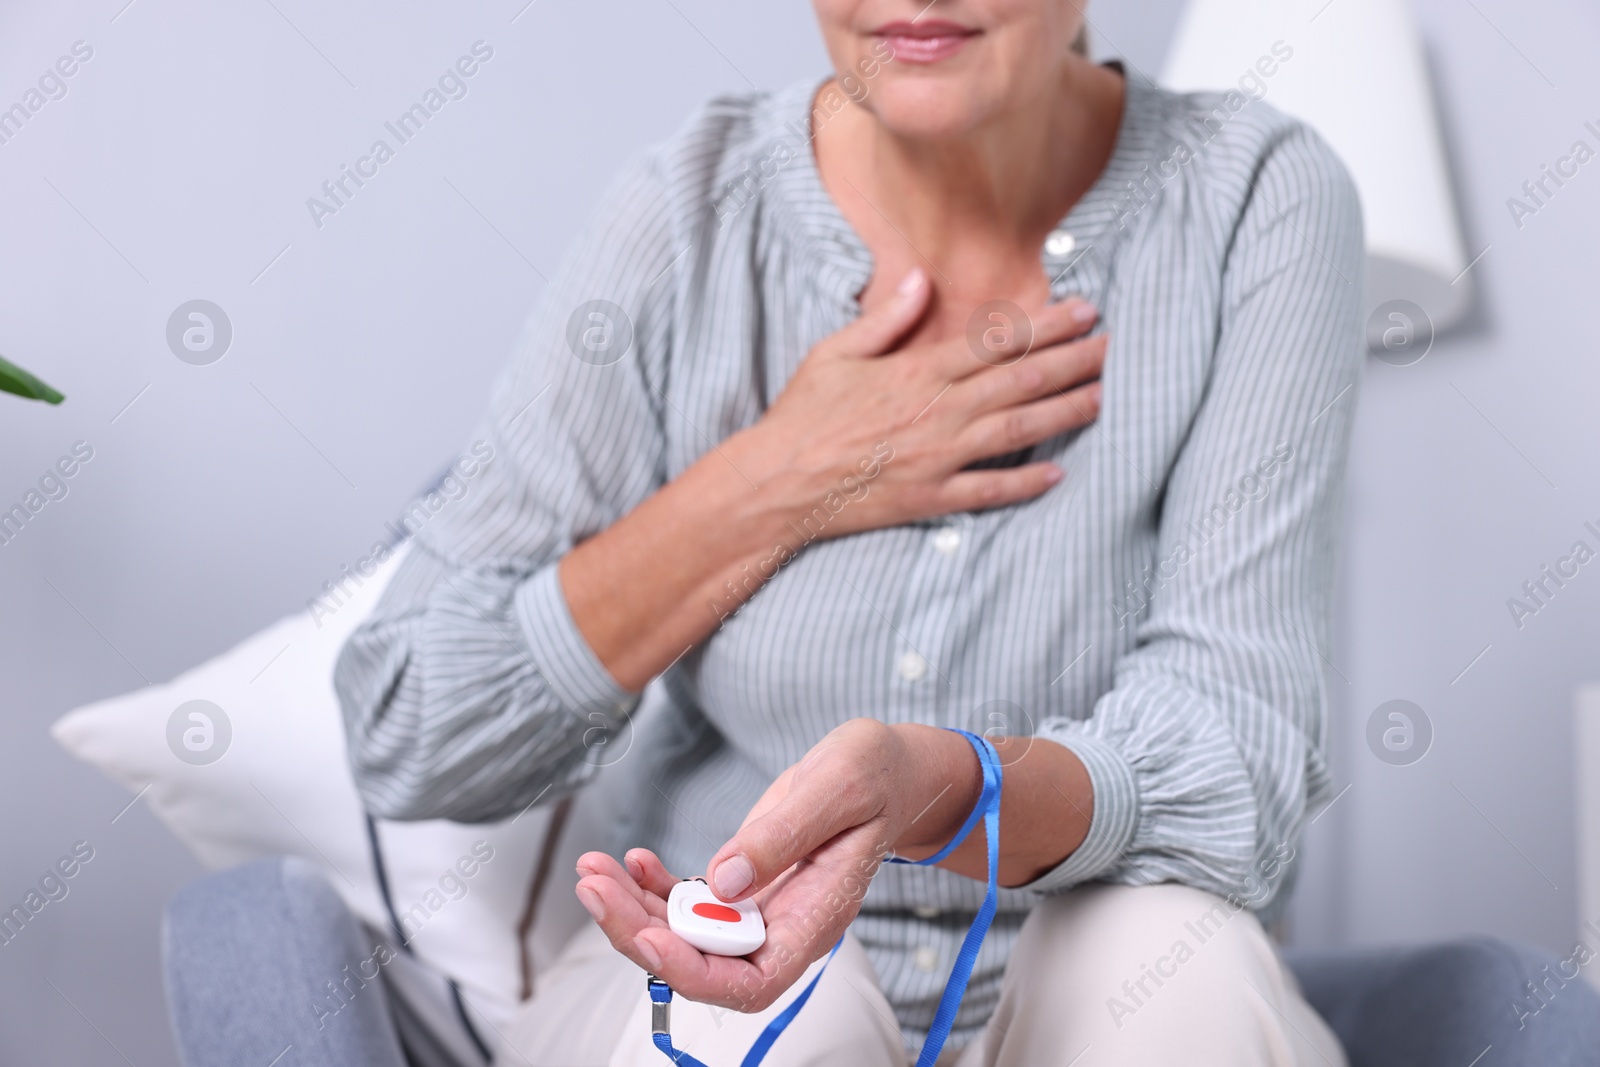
[0,353,64,404]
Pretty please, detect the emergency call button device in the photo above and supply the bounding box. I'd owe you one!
[666,878,766,957]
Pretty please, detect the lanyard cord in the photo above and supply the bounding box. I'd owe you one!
[648,939,843,1067]
[886,730,1003,1066]
[647,728,1003,1067]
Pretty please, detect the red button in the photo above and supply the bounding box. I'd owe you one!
[691,902,743,923]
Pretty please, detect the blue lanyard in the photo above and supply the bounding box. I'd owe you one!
[648,728,1003,1067]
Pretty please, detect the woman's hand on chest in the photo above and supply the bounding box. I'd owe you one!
[558,266,1103,694]
[725,266,1105,540]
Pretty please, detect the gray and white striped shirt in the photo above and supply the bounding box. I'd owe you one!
[335,70,1364,1050]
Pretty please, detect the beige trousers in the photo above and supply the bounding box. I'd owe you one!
[497,883,1347,1067]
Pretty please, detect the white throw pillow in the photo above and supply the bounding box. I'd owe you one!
[50,540,621,1046]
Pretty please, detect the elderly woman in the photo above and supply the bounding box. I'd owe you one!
[327,2,1361,1065]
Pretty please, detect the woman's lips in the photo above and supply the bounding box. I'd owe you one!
[873,19,979,64]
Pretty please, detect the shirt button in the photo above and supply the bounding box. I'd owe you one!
[911,904,941,919]
[913,945,941,972]
[931,527,961,556]
[897,651,928,681]
[1044,230,1076,257]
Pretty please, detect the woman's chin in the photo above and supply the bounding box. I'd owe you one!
[864,83,1000,142]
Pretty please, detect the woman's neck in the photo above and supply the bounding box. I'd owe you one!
[818,58,1125,277]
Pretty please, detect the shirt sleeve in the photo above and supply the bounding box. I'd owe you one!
[1024,119,1365,907]
[334,148,681,823]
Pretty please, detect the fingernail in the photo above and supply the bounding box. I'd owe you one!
[898,268,925,296]
[1043,465,1064,484]
[712,854,754,899]
[635,937,663,971]
[1071,301,1098,325]
[576,886,605,922]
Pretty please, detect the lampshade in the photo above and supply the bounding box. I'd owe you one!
[1161,0,1470,340]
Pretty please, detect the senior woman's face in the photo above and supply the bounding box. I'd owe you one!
[810,0,1088,139]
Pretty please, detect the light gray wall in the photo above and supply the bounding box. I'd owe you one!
[0,0,1593,1063]
[1285,0,1600,955]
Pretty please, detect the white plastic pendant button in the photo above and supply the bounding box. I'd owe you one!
[911,904,942,919]
[913,945,941,972]
[1045,230,1076,257]
[932,527,961,556]
[897,651,928,681]
[667,879,766,957]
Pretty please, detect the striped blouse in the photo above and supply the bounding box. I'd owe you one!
[335,69,1364,1052]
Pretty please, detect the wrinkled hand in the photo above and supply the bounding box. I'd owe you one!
[574,718,980,1011]
[724,268,1106,537]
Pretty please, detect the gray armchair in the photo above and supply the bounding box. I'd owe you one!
[1285,939,1600,1066]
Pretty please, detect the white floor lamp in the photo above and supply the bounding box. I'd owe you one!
[1162,0,1470,357]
